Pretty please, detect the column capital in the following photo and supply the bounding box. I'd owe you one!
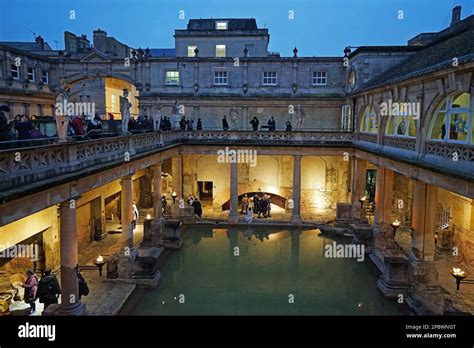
[120,175,134,183]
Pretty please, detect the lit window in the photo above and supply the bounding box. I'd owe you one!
[215,45,226,58]
[41,71,49,84]
[11,64,19,80]
[386,114,416,138]
[429,92,473,144]
[216,21,228,30]
[187,45,197,57]
[341,105,352,131]
[313,71,327,85]
[214,71,228,85]
[165,70,180,85]
[360,106,378,134]
[27,67,35,82]
[263,71,277,85]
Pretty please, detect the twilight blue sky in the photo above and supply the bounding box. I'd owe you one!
[0,0,473,56]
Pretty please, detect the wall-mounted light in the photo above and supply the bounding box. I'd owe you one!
[390,220,401,237]
[451,267,474,291]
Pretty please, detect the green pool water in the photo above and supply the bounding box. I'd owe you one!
[127,226,408,315]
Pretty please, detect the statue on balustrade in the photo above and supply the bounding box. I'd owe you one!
[120,89,132,134]
[296,104,305,130]
[54,82,71,142]
[55,80,85,141]
[171,100,181,130]
[153,106,162,131]
[230,106,239,130]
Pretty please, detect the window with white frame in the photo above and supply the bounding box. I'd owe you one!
[41,70,49,84]
[312,71,327,85]
[214,71,228,85]
[165,70,180,85]
[263,71,277,85]
[187,45,197,57]
[429,92,473,144]
[27,67,35,82]
[215,45,226,57]
[341,105,352,131]
[385,113,416,138]
[216,21,228,30]
[11,64,19,80]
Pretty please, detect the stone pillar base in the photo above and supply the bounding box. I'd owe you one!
[42,302,86,316]
[374,252,409,298]
[350,224,373,252]
[161,220,183,249]
[408,257,438,292]
[291,216,302,224]
[105,247,162,288]
[228,213,239,223]
[142,219,163,247]
[435,228,453,254]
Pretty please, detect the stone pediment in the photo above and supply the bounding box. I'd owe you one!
[80,50,112,63]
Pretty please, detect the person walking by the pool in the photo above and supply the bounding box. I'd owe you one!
[77,272,89,300]
[132,202,139,230]
[21,270,38,315]
[161,195,167,214]
[187,195,193,206]
[192,197,202,220]
[245,206,253,223]
[240,194,248,214]
[253,194,261,218]
[36,267,61,311]
[261,195,268,218]
[267,196,272,217]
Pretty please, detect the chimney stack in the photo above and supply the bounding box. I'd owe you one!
[451,6,461,26]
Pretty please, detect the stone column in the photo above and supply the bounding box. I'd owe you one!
[242,106,248,130]
[172,155,182,200]
[409,180,438,292]
[153,162,162,220]
[58,200,85,315]
[350,157,367,219]
[411,180,437,261]
[120,175,134,249]
[373,167,394,247]
[291,155,302,223]
[229,161,239,222]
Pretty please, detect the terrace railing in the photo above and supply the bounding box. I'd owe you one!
[0,130,473,196]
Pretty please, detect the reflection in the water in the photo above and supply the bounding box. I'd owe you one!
[128,226,408,315]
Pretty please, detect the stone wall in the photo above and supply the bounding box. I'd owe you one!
[438,188,474,266]
[182,153,350,211]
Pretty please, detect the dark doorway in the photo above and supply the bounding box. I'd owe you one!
[366,169,376,202]
[198,181,213,201]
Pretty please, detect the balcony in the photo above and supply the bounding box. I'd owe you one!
[0,130,473,203]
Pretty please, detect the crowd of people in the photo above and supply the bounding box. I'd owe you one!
[20,267,89,315]
[0,106,45,141]
[241,193,273,223]
[0,102,298,143]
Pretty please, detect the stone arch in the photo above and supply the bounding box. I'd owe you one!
[221,192,288,211]
[61,71,136,88]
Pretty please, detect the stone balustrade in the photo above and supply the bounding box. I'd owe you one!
[425,140,474,162]
[0,130,473,195]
